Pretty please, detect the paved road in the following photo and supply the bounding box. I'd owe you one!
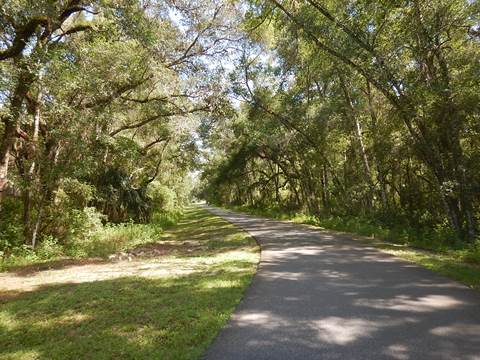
[202,206,480,360]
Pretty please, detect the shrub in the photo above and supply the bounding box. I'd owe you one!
[58,178,95,209]
[147,181,177,213]
[152,210,182,228]
[69,207,106,240]
[36,236,64,259]
[63,207,107,257]
[74,222,164,258]
[0,198,24,253]
[462,240,480,265]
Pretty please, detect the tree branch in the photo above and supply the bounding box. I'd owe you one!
[0,17,49,61]
[109,106,209,136]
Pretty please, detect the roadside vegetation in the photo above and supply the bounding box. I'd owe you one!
[0,206,259,360]
[1,184,184,271]
[198,1,480,288]
[1,1,480,357]
[0,0,235,268]
[225,205,480,290]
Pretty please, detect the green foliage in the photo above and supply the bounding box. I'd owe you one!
[200,0,480,244]
[66,207,106,242]
[95,168,151,223]
[461,240,480,265]
[1,245,39,269]
[151,210,183,229]
[57,178,96,209]
[230,204,458,251]
[0,207,260,359]
[147,181,178,214]
[1,0,232,256]
[0,207,181,271]
[0,184,185,269]
[0,199,23,254]
[41,202,105,244]
[36,236,64,259]
[69,222,164,258]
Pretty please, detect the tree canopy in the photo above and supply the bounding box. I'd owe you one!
[1,0,480,254]
[199,0,480,243]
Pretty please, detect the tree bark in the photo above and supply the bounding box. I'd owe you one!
[0,68,35,205]
[339,75,375,210]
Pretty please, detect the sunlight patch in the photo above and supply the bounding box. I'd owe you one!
[430,323,480,337]
[383,344,410,360]
[201,279,241,289]
[236,311,286,329]
[3,350,40,360]
[313,317,379,345]
[354,295,466,312]
[57,312,91,325]
[0,311,19,331]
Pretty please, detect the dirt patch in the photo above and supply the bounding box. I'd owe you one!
[108,241,207,261]
[11,258,107,277]
[0,241,207,301]
[0,257,200,301]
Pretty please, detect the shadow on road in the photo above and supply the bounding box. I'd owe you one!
[204,206,480,360]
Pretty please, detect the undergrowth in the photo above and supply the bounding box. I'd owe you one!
[0,211,183,272]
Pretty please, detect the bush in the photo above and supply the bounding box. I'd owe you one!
[152,210,182,228]
[462,240,480,265]
[46,178,101,240]
[64,208,181,258]
[0,245,38,269]
[58,178,95,209]
[1,200,183,270]
[63,207,107,257]
[73,222,164,258]
[0,198,24,253]
[36,236,64,259]
[147,181,178,213]
[68,207,106,240]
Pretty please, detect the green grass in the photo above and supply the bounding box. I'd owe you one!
[366,242,480,291]
[0,212,182,272]
[226,205,480,291]
[0,206,260,360]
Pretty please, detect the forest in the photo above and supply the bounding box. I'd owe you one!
[1,0,480,265]
[200,0,480,248]
[1,1,480,359]
[0,0,236,265]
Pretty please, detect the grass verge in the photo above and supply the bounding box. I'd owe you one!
[225,205,480,291]
[0,206,260,360]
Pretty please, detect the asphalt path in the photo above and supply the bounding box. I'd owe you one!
[202,206,480,360]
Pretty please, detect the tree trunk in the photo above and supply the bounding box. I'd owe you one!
[22,83,42,239]
[0,121,17,203]
[339,75,375,210]
[0,67,35,205]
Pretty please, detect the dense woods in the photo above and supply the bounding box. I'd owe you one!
[200,0,480,246]
[1,0,480,261]
[0,0,236,259]
[2,2,480,360]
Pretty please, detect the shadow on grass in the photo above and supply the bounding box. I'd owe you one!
[1,206,260,360]
[0,269,253,360]
[3,206,253,278]
[8,258,108,277]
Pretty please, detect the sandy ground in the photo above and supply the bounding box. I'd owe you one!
[0,243,202,300]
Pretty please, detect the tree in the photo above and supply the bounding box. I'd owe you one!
[200,0,480,243]
[0,0,237,247]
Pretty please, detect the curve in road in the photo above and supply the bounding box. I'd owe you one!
[202,206,480,360]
